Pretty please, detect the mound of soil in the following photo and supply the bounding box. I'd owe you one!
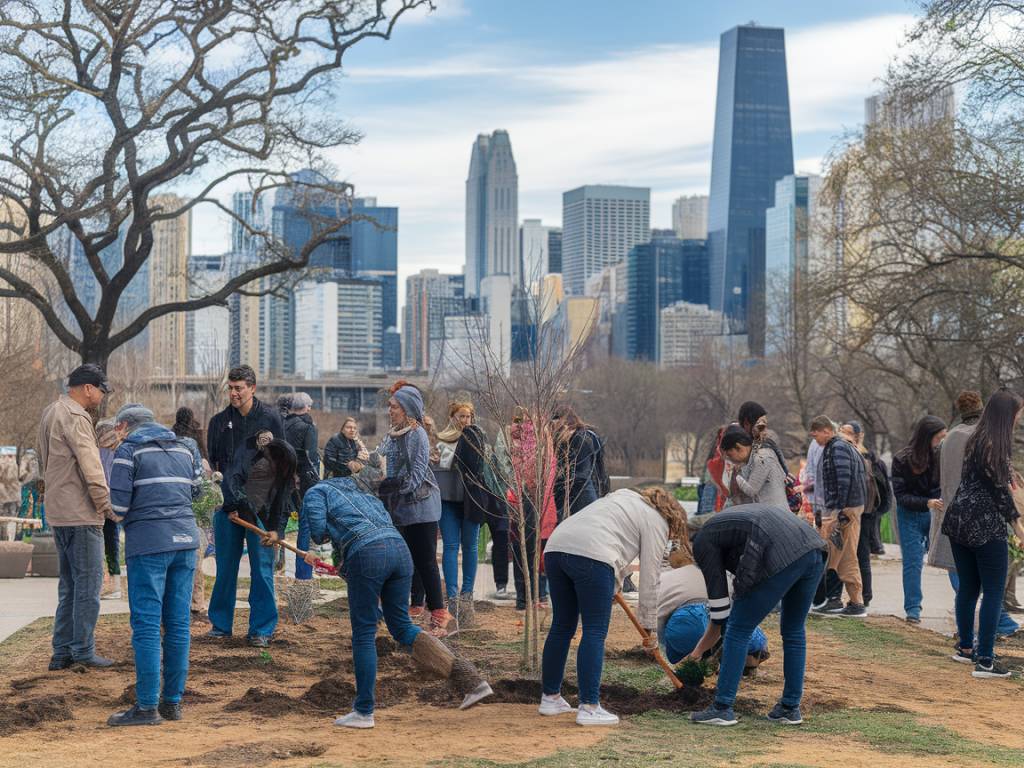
[9,676,48,692]
[223,687,308,717]
[0,695,74,734]
[189,742,327,767]
[116,685,213,707]
[483,678,718,714]
[375,635,398,657]
[301,678,356,710]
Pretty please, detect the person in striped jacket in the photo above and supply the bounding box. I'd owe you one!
[105,404,203,727]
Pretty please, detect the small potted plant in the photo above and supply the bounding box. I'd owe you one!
[675,658,710,704]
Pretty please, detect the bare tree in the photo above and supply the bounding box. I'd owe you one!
[0,0,429,371]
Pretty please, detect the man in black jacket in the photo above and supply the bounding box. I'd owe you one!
[206,365,285,646]
[810,415,867,618]
[283,392,320,580]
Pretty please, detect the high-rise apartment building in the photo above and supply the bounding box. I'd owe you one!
[659,302,726,368]
[402,269,476,372]
[765,174,823,325]
[465,130,518,296]
[865,84,956,131]
[562,185,650,296]
[337,278,383,372]
[187,254,231,375]
[707,24,794,356]
[547,228,563,274]
[293,280,339,379]
[625,234,710,362]
[671,195,709,240]
[518,219,562,288]
[228,190,267,369]
[147,193,190,377]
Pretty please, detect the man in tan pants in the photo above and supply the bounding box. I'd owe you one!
[808,415,868,618]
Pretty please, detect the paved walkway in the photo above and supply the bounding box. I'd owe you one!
[2,544,1020,642]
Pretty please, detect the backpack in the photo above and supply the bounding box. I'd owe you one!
[763,439,804,515]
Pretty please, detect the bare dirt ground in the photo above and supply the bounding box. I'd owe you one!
[0,597,1022,768]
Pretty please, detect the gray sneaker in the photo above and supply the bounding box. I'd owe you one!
[690,704,737,726]
[766,702,803,724]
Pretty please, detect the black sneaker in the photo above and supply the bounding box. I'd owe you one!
[812,598,844,615]
[973,658,1011,679]
[48,656,72,671]
[74,655,115,668]
[107,704,163,727]
[951,647,975,665]
[158,701,182,721]
[766,702,803,725]
[690,703,738,726]
[836,603,867,618]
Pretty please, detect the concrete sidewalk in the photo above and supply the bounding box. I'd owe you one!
[2,543,1020,642]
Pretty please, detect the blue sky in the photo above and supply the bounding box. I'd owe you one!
[198,0,919,293]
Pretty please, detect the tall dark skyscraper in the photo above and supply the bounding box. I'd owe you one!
[707,24,794,356]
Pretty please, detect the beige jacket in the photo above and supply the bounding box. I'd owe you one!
[38,395,111,526]
[0,455,19,504]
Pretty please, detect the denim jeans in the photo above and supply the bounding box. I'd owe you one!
[127,549,196,708]
[663,604,768,665]
[52,525,104,661]
[208,509,277,638]
[950,539,1009,660]
[439,501,480,599]
[896,506,931,619]
[948,571,1019,638]
[542,551,616,705]
[296,503,312,581]
[715,549,824,709]
[343,536,422,715]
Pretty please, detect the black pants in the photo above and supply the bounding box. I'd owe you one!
[814,569,843,604]
[489,520,509,589]
[868,512,886,554]
[858,513,874,605]
[102,519,120,576]
[401,521,443,611]
[511,498,547,607]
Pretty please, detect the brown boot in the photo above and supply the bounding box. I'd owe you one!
[457,593,476,629]
[429,608,452,638]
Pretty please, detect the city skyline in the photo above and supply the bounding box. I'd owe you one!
[184,2,915,302]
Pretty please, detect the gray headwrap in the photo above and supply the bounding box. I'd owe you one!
[393,385,424,423]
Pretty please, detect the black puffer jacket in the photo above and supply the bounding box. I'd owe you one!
[453,424,493,525]
[323,434,361,478]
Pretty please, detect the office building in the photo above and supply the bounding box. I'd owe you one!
[707,24,794,356]
[186,254,231,375]
[547,227,563,274]
[293,280,339,379]
[671,195,709,240]
[626,235,710,362]
[147,193,190,377]
[402,269,477,372]
[659,302,726,368]
[228,189,268,370]
[865,83,956,131]
[562,185,650,296]
[465,130,518,296]
[765,174,823,328]
[519,219,562,287]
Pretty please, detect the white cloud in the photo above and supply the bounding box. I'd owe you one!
[393,0,469,26]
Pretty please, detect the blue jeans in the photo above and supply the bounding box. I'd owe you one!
[439,501,480,599]
[208,509,277,638]
[542,551,616,705]
[948,571,1019,638]
[344,537,422,715]
[296,504,312,581]
[663,604,768,665]
[127,549,196,708]
[896,506,931,619]
[950,539,1009,661]
[716,549,824,709]
[52,525,104,661]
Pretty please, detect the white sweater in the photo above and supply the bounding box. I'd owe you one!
[545,488,670,630]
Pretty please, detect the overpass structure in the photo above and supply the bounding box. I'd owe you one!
[144,373,431,413]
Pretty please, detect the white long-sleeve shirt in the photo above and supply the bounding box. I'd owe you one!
[545,488,670,630]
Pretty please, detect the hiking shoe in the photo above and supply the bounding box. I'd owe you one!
[158,701,182,721]
[428,608,452,638]
[204,628,230,639]
[48,656,72,671]
[539,694,577,716]
[951,647,976,664]
[75,655,115,668]
[836,603,867,618]
[576,704,619,726]
[766,702,803,725]
[247,635,270,648]
[107,704,163,727]
[458,593,476,628]
[905,616,921,625]
[812,598,844,615]
[691,703,738,726]
[973,658,1012,679]
[334,711,375,729]
[459,682,494,710]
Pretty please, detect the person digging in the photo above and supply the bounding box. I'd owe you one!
[303,475,493,728]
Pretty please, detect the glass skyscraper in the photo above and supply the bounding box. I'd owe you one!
[707,24,794,356]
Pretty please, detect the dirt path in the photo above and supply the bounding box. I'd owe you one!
[0,601,1021,767]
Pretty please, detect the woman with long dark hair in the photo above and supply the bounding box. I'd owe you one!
[943,390,1024,678]
[891,415,947,623]
[552,405,603,518]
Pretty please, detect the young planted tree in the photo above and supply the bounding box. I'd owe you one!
[0,0,429,371]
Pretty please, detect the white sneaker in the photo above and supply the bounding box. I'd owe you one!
[459,682,494,710]
[576,703,619,726]
[334,711,375,729]
[538,694,576,716]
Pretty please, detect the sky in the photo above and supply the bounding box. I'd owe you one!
[194,0,920,300]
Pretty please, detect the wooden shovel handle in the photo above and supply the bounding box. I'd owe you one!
[228,513,337,575]
[613,592,683,690]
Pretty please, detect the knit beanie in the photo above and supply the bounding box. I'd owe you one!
[393,385,425,423]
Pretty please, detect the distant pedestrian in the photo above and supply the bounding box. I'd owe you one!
[838,422,881,607]
[38,364,114,670]
[16,448,42,535]
[552,405,605,518]
[95,420,123,600]
[106,405,202,727]
[943,390,1024,678]
[284,392,320,581]
[173,406,213,620]
[891,415,946,624]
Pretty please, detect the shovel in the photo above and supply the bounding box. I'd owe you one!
[229,514,338,575]
[613,592,683,690]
